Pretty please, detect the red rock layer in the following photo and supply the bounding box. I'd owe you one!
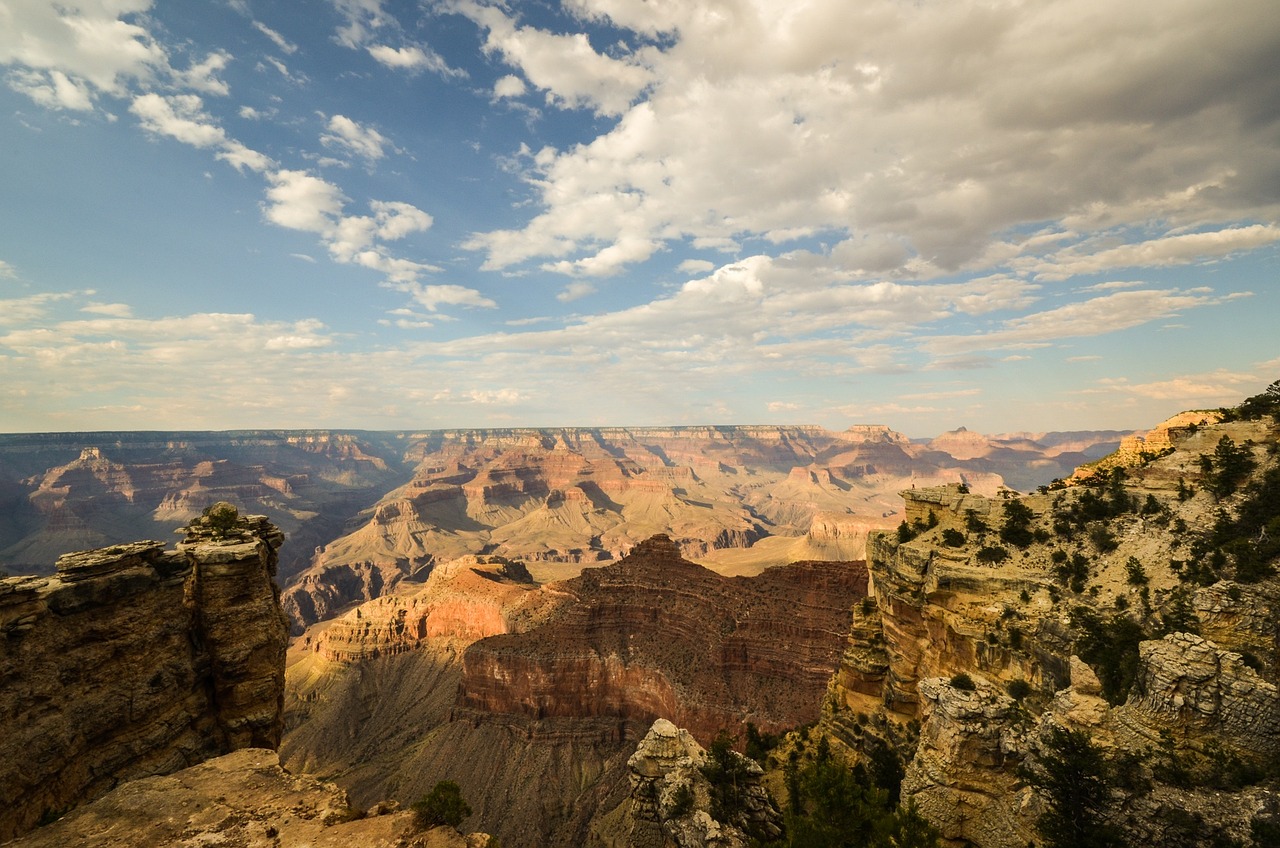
[457,535,868,742]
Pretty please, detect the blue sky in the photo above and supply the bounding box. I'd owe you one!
[0,0,1276,436]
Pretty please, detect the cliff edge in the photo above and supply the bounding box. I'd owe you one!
[0,503,289,842]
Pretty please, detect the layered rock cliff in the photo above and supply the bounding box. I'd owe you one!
[282,534,866,846]
[279,424,1123,629]
[816,411,1280,847]
[0,505,289,841]
[458,535,867,742]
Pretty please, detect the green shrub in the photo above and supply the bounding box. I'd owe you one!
[976,546,1009,564]
[940,528,966,547]
[412,781,472,830]
[949,672,976,691]
[1006,679,1032,701]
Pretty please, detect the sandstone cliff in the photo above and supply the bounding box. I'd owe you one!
[0,505,289,842]
[282,534,866,847]
[816,412,1280,847]
[279,424,1123,629]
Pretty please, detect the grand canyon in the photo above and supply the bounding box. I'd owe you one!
[3,393,1280,847]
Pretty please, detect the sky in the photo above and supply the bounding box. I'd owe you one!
[0,0,1277,437]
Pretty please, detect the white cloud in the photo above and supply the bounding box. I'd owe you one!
[457,1,654,116]
[6,68,95,110]
[366,43,459,76]
[0,260,15,278]
[406,284,497,312]
[1092,370,1262,403]
[81,302,133,317]
[130,92,275,173]
[131,93,225,147]
[460,0,1280,282]
[0,0,166,103]
[767,401,800,412]
[253,21,297,54]
[677,259,715,275]
[557,281,596,302]
[0,292,74,325]
[320,114,390,162]
[493,74,526,99]
[176,50,232,95]
[923,288,1226,356]
[263,169,347,232]
[1024,225,1280,281]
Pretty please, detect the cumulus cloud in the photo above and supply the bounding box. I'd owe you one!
[263,170,439,283]
[321,114,391,162]
[456,1,654,116]
[461,0,1280,280]
[493,74,526,99]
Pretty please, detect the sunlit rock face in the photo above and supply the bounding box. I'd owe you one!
[816,415,1280,848]
[457,534,868,742]
[0,506,289,842]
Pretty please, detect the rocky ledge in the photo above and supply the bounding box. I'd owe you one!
[0,504,289,842]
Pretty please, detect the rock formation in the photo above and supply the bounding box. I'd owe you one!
[592,718,782,848]
[1,748,493,848]
[457,535,867,741]
[0,504,289,842]
[275,424,1122,629]
[281,534,865,846]
[0,431,406,581]
[815,412,1280,847]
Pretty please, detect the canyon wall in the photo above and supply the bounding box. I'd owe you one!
[0,506,289,842]
[281,535,867,846]
[818,414,1280,847]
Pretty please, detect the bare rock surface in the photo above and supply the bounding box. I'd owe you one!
[0,506,289,842]
[592,718,781,848]
[2,748,487,848]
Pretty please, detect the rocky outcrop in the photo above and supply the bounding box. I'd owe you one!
[458,535,868,741]
[592,718,782,848]
[2,748,493,848]
[0,505,289,842]
[1117,632,1280,756]
[817,413,1280,848]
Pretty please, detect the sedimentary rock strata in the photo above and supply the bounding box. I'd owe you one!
[0,506,289,841]
[458,534,868,741]
[817,413,1280,848]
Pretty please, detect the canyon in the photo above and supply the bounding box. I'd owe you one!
[0,424,1126,634]
[281,533,867,845]
[6,405,1278,847]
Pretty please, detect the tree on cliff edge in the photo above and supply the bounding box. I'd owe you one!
[1021,725,1118,848]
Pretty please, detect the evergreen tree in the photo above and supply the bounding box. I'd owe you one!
[1021,726,1118,848]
